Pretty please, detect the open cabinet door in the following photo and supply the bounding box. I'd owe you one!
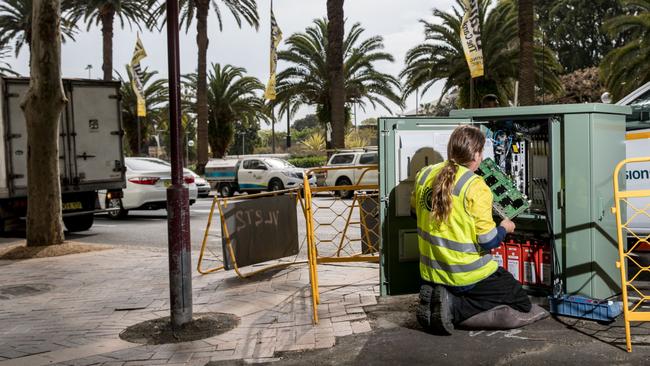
[379,117,477,295]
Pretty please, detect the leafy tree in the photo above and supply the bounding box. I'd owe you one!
[228,120,259,155]
[149,0,259,173]
[65,0,153,80]
[536,0,628,73]
[119,67,168,156]
[293,114,319,131]
[402,0,561,108]
[344,130,368,149]
[601,0,650,100]
[0,0,76,58]
[185,63,266,158]
[540,67,606,104]
[274,19,403,135]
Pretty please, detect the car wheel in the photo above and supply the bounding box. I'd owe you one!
[219,184,234,198]
[63,214,94,232]
[269,179,284,192]
[107,198,128,219]
[336,177,354,199]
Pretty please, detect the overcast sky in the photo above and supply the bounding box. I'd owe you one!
[8,0,456,131]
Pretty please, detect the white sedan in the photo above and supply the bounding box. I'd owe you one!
[99,157,198,219]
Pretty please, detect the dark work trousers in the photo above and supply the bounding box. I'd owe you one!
[446,267,532,324]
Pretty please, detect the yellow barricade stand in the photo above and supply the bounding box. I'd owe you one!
[197,188,309,278]
[612,157,650,352]
[302,165,380,323]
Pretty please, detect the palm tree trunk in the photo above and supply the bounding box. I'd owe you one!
[23,0,66,246]
[101,6,115,81]
[327,0,345,149]
[517,0,535,106]
[195,0,210,174]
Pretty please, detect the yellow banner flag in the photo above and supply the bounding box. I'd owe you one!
[460,0,484,78]
[264,5,283,100]
[129,35,147,117]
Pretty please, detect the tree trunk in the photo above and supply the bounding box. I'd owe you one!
[517,0,535,106]
[101,7,115,81]
[195,0,210,174]
[327,0,345,149]
[22,0,66,246]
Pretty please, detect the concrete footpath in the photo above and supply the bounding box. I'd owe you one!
[1,243,649,365]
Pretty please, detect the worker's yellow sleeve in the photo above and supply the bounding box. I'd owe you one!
[465,178,497,239]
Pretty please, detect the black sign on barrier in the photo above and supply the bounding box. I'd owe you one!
[220,195,299,270]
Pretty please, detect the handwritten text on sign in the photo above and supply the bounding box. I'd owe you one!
[221,195,299,270]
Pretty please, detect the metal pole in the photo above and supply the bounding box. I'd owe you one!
[470,78,474,108]
[286,106,291,148]
[271,108,276,153]
[165,0,192,330]
[242,134,245,155]
[415,88,419,115]
[185,133,188,166]
[137,116,141,156]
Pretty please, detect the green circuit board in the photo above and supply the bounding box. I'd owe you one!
[476,158,530,219]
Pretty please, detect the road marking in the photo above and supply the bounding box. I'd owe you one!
[92,224,117,228]
[469,329,529,340]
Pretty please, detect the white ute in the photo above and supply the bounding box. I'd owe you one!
[617,81,650,237]
[205,157,316,197]
[322,149,378,198]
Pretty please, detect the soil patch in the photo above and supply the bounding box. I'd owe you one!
[119,312,240,345]
[0,241,111,260]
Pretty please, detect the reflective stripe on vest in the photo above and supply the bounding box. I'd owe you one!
[420,253,494,273]
[415,162,498,287]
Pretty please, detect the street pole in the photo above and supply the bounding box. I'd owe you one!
[286,105,291,148]
[137,116,141,156]
[242,134,245,155]
[271,108,276,154]
[166,0,192,330]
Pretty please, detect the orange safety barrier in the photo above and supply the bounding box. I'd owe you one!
[612,157,650,352]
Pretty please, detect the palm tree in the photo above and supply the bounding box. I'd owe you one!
[119,67,168,155]
[518,0,535,105]
[274,19,403,132]
[185,64,266,158]
[0,0,76,58]
[65,0,152,80]
[601,0,650,100]
[149,0,259,172]
[327,0,345,149]
[0,42,19,76]
[401,0,562,108]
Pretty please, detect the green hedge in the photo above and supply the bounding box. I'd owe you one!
[288,156,327,168]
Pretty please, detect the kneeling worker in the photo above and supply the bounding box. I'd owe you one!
[411,125,547,334]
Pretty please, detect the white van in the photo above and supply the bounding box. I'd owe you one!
[617,82,650,237]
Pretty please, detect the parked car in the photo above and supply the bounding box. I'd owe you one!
[190,171,211,197]
[99,157,198,219]
[322,149,379,198]
[205,157,316,197]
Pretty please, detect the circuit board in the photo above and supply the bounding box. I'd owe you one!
[476,158,530,219]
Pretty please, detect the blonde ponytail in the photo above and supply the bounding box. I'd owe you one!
[430,161,458,223]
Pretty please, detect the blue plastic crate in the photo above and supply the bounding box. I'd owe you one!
[549,295,623,322]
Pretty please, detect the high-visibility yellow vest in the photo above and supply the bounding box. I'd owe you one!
[413,162,498,287]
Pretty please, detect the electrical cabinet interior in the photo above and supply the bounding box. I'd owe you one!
[379,104,631,300]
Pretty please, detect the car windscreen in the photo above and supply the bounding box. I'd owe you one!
[265,159,294,169]
[626,88,650,125]
[125,159,170,171]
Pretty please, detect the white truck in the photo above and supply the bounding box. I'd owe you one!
[0,77,125,232]
[617,81,650,237]
[205,156,316,197]
[321,149,379,198]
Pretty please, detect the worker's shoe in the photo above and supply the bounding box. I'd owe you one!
[417,284,454,335]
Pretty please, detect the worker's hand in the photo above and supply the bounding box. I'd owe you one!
[500,219,516,233]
